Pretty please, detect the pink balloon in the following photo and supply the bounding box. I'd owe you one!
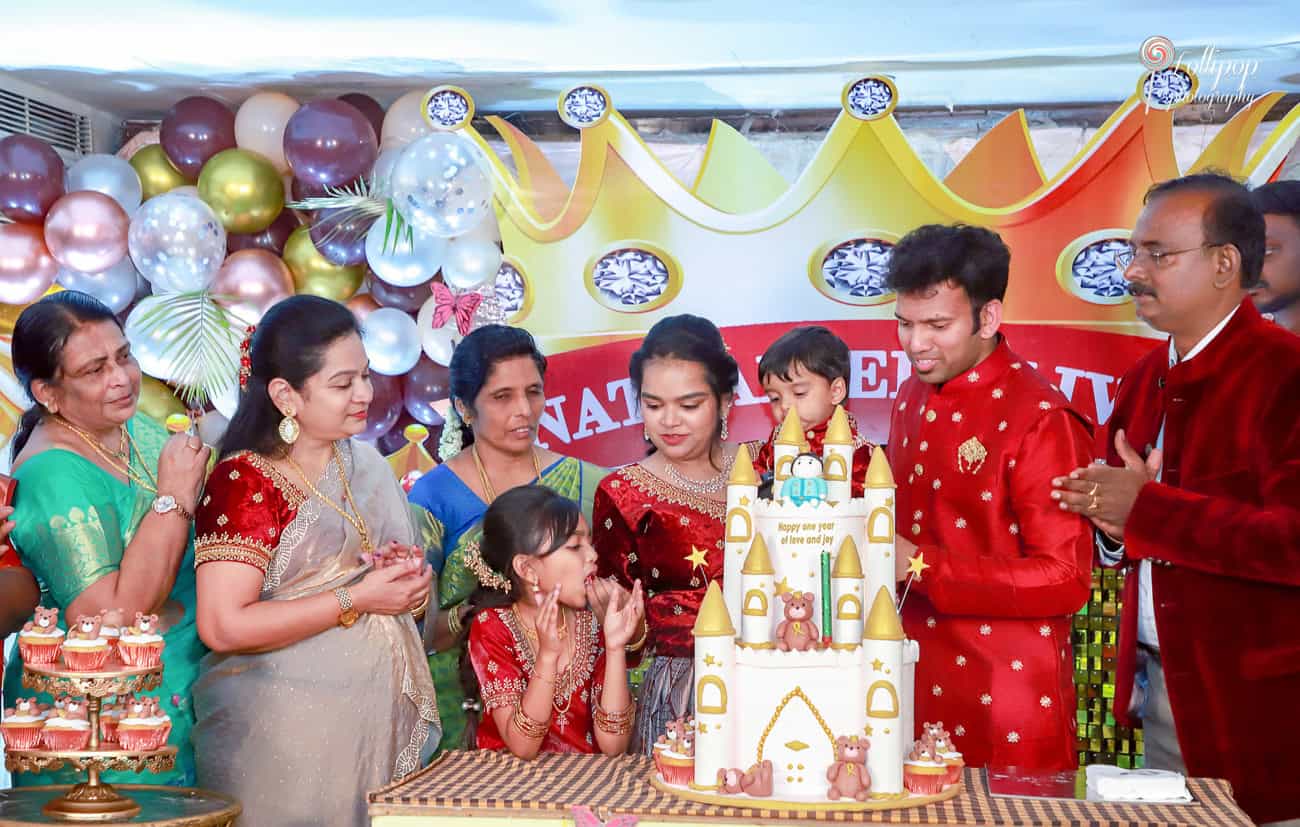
[0,223,59,303]
[234,91,300,174]
[284,100,377,188]
[211,249,295,325]
[0,135,65,223]
[43,191,129,274]
[228,208,301,256]
[381,90,432,150]
[160,96,236,179]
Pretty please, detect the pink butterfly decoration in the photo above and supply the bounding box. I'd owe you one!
[430,282,483,335]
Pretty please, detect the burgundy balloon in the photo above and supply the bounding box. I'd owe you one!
[0,135,65,222]
[159,96,236,179]
[338,94,386,143]
[227,208,301,255]
[359,372,403,442]
[403,357,450,426]
[309,207,374,267]
[367,272,432,313]
[376,412,415,456]
[283,100,377,188]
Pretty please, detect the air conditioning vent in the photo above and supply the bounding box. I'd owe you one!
[0,88,92,154]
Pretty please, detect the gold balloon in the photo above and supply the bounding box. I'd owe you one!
[282,226,365,301]
[137,376,186,424]
[197,148,284,234]
[130,144,191,200]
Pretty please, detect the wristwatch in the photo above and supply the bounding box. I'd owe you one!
[333,586,360,628]
[152,494,193,521]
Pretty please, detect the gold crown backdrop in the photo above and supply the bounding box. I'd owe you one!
[406,69,1299,463]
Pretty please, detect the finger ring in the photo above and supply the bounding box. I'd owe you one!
[1088,483,1099,497]
[1088,494,1099,513]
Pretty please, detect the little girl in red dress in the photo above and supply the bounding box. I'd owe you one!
[464,485,645,757]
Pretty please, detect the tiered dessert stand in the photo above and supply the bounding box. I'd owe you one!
[5,661,175,821]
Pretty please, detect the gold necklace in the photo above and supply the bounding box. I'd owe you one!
[472,444,544,502]
[55,416,158,493]
[286,443,374,552]
[512,603,576,724]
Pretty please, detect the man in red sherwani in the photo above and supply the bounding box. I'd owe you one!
[885,224,1094,771]
[1053,173,1300,824]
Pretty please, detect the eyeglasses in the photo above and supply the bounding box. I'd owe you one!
[1115,242,1225,270]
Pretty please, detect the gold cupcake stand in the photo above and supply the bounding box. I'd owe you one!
[5,662,175,821]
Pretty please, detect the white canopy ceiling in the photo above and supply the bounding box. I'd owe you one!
[2,0,1298,119]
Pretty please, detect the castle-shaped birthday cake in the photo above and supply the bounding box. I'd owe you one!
[651,412,962,808]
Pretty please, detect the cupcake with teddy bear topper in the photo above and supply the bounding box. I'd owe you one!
[17,606,64,665]
[1,697,49,750]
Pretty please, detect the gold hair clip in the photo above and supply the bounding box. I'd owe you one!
[465,540,511,593]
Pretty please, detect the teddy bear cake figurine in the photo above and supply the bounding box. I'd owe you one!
[1,698,49,750]
[717,760,775,797]
[777,453,829,506]
[775,591,821,652]
[826,735,872,801]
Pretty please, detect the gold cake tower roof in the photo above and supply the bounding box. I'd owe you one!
[824,405,852,446]
[741,535,774,575]
[775,406,804,446]
[864,586,905,641]
[693,581,736,638]
[865,446,895,489]
[729,442,759,486]
[831,536,863,578]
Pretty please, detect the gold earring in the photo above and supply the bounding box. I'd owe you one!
[530,580,542,594]
[643,426,650,442]
[278,412,300,444]
[720,416,729,441]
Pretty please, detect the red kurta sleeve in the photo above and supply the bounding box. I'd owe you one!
[593,482,636,589]
[1123,425,1300,587]
[194,454,300,574]
[919,409,1094,617]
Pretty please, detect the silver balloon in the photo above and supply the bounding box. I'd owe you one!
[371,147,402,197]
[365,219,446,288]
[128,192,227,293]
[57,257,140,314]
[442,237,502,290]
[416,296,463,366]
[124,296,184,381]
[66,154,143,214]
[361,307,422,376]
[456,211,501,245]
[389,133,494,238]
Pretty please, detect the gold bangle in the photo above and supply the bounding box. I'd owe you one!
[594,698,635,735]
[625,620,648,653]
[411,594,430,619]
[446,603,464,636]
[511,705,550,740]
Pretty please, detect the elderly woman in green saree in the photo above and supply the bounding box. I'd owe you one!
[408,325,609,750]
[3,291,211,786]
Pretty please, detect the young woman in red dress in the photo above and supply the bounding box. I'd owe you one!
[591,314,740,752]
[465,485,645,757]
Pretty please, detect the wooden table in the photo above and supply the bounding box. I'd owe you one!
[0,785,239,826]
[369,752,1253,827]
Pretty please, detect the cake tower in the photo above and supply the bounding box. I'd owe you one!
[661,444,955,806]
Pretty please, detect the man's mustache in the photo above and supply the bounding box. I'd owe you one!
[1126,282,1156,298]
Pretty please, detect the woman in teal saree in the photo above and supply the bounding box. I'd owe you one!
[3,291,210,786]
[408,325,607,750]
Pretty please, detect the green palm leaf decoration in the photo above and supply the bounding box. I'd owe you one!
[287,175,413,254]
[133,291,241,408]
